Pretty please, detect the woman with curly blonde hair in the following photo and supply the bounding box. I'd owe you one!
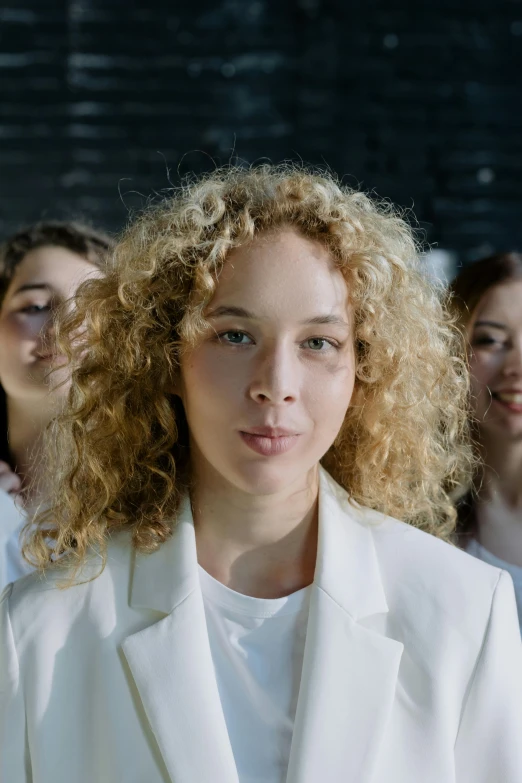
[1,165,521,783]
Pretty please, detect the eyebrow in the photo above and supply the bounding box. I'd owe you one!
[473,320,507,330]
[11,283,52,296]
[206,305,350,328]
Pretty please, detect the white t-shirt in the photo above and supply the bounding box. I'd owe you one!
[466,538,522,636]
[0,489,33,591]
[199,566,311,783]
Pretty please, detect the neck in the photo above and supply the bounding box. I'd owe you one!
[192,461,320,599]
[473,431,522,567]
[478,433,522,506]
[7,395,56,495]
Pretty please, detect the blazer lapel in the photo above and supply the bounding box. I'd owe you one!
[286,469,404,783]
[121,498,239,783]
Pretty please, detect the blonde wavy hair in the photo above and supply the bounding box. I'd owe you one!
[25,164,472,573]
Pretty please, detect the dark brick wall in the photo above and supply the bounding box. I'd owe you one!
[1,0,521,262]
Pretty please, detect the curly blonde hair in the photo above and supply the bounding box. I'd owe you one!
[24,164,472,573]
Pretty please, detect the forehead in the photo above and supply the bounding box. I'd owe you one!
[4,246,99,298]
[472,281,522,329]
[211,228,350,316]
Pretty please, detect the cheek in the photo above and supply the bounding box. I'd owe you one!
[469,352,499,393]
[0,319,25,364]
[0,321,32,391]
[0,315,42,348]
[304,360,355,416]
[181,348,245,411]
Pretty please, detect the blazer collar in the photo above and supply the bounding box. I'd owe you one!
[286,469,401,783]
[123,495,239,783]
[315,466,389,620]
[129,495,198,615]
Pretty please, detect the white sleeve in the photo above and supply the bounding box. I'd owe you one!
[0,584,31,782]
[0,490,27,592]
[455,570,522,782]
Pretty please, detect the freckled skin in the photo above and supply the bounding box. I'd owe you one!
[468,281,522,441]
[179,229,356,497]
[0,246,100,403]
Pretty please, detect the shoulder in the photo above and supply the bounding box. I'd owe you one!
[364,503,500,589]
[0,490,30,591]
[355,502,505,641]
[0,489,25,542]
[4,532,135,647]
[321,468,505,641]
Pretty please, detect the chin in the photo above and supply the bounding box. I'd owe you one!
[482,419,522,442]
[230,460,315,497]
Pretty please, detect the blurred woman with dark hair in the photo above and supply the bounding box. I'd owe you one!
[0,221,112,588]
[451,252,522,630]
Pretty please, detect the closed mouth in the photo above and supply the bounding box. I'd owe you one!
[241,427,298,438]
[239,430,301,457]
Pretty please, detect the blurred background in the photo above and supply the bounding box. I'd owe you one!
[1,0,521,270]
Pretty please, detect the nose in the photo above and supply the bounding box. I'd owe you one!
[38,312,56,353]
[248,341,298,405]
[502,337,522,379]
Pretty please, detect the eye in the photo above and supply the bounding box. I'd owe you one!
[218,330,253,345]
[20,304,51,315]
[304,337,336,351]
[472,335,504,348]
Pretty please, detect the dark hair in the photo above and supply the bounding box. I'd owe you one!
[450,252,522,542]
[451,252,522,326]
[0,221,114,464]
[0,221,113,304]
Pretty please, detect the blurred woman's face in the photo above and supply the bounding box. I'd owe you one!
[0,245,100,405]
[468,280,522,441]
[179,228,356,496]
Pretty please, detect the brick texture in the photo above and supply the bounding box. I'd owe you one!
[0,0,521,262]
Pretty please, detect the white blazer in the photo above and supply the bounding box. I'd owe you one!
[1,468,521,783]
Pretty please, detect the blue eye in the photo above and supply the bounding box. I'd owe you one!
[219,331,252,345]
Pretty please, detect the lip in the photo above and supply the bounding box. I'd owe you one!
[239,427,300,456]
[242,426,298,437]
[491,390,522,413]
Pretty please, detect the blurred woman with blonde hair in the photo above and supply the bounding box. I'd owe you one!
[1,166,521,783]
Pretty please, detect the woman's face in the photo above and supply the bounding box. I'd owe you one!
[0,245,100,404]
[468,280,522,441]
[180,228,356,496]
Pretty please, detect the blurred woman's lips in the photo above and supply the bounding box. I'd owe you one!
[239,427,300,456]
[491,390,522,413]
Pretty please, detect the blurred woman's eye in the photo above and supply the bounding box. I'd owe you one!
[218,331,253,345]
[472,333,506,349]
[19,304,51,315]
